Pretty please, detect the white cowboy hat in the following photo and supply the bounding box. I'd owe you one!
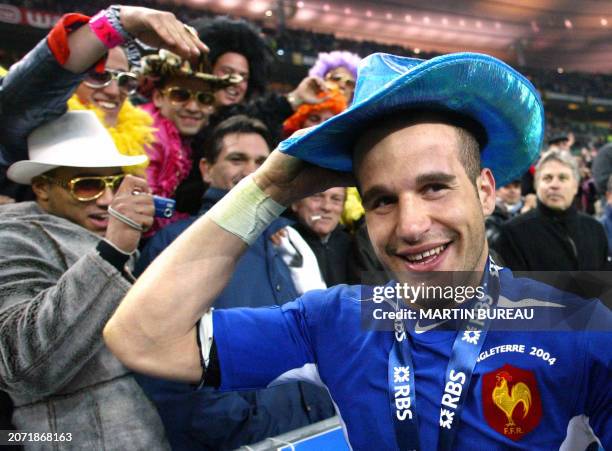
[7,111,148,184]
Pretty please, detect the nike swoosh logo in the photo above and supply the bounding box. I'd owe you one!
[414,320,448,334]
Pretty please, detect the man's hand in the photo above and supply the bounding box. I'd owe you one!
[119,6,208,60]
[270,227,287,246]
[64,5,208,72]
[105,175,154,253]
[521,193,537,214]
[252,134,355,206]
[287,76,329,111]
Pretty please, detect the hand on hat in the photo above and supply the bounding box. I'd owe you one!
[105,175,154,253]
[287,76,329,111]
[119,6,208,60]
[252,130,356,207]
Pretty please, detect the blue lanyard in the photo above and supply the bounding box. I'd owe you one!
[388,264,501,451]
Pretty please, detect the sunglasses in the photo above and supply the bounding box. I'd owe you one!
[325,73,356,88]
[84,69,139,94]
[162,87,215,107]
[42,174,125,202]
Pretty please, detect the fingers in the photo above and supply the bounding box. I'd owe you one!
[184,24,208,54]
[155,15,201,58]
[109,175,154,230]
[110,193,155,224]
[116,174,151,196]
[270,228,288,246]
[292,76,330,105]
[310,76,328,93]
[120,6,207,59]
[308,77,330,103]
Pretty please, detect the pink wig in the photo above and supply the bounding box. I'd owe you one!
[308,51,361,79]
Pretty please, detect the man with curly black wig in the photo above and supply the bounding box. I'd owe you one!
[190,16,328,133]
[175,17,331,214]
[190,16,269,106]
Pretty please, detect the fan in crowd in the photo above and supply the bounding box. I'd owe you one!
[174,16,331,214]
[136,49,236,232]
[69,46,153,178]
[134,114,335,450]
[0,2,610,450]
[485,179,535,244]
[0,5,206,448]
[492,150,610,270]
[308,50,361,103]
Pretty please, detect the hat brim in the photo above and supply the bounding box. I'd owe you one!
[7,155,148,185]
[279,53,544,187]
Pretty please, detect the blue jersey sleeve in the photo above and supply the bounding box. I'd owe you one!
[582,329,612,448]
[212,288,335,391]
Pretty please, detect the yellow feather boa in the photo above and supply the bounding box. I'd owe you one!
[341,187,365,228]
[67,95,154,175]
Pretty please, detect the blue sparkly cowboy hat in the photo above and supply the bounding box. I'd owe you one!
[279,52,544,187]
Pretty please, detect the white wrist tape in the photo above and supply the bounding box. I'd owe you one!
[207,175,286,245]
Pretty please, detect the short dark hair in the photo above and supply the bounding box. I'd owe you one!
[354,109,484,184]
[202,115,271,164]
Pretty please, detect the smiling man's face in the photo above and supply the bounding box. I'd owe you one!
[75,48,129,127]
[153,75,215,136]
[354,118,495,285]
[212,52,249,106]
[292,187,346,239]
[200,132,269,190]
[32,166,122,236]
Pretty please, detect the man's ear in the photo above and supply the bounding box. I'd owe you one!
[477,168,496,216]
[152,89,163,109]
[31,177,51,207]
[199,158,212,184]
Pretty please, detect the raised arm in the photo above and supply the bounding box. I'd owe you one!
[104,148,353,382]
[0,176,154,397]
[65,6,206,73]
[0,5,206,167]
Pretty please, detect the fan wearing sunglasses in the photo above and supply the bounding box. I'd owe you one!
[0,3,206,211]
[136,50,235,232]
[69,47,154,178]
[0,4,214,448]
[74,47,137,127]
[0,111,169,448]
[308,50,361,103]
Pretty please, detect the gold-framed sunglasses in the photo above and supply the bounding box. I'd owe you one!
[84,69,139,95]
[161,86,216,107]
[41,174,125,201]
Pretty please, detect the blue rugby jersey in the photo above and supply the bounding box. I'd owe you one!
[210,268,611,450]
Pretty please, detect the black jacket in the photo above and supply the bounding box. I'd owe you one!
[294,223,352,286]
[492,201,609,271]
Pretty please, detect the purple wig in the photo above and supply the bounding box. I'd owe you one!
[308,51,361,79]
